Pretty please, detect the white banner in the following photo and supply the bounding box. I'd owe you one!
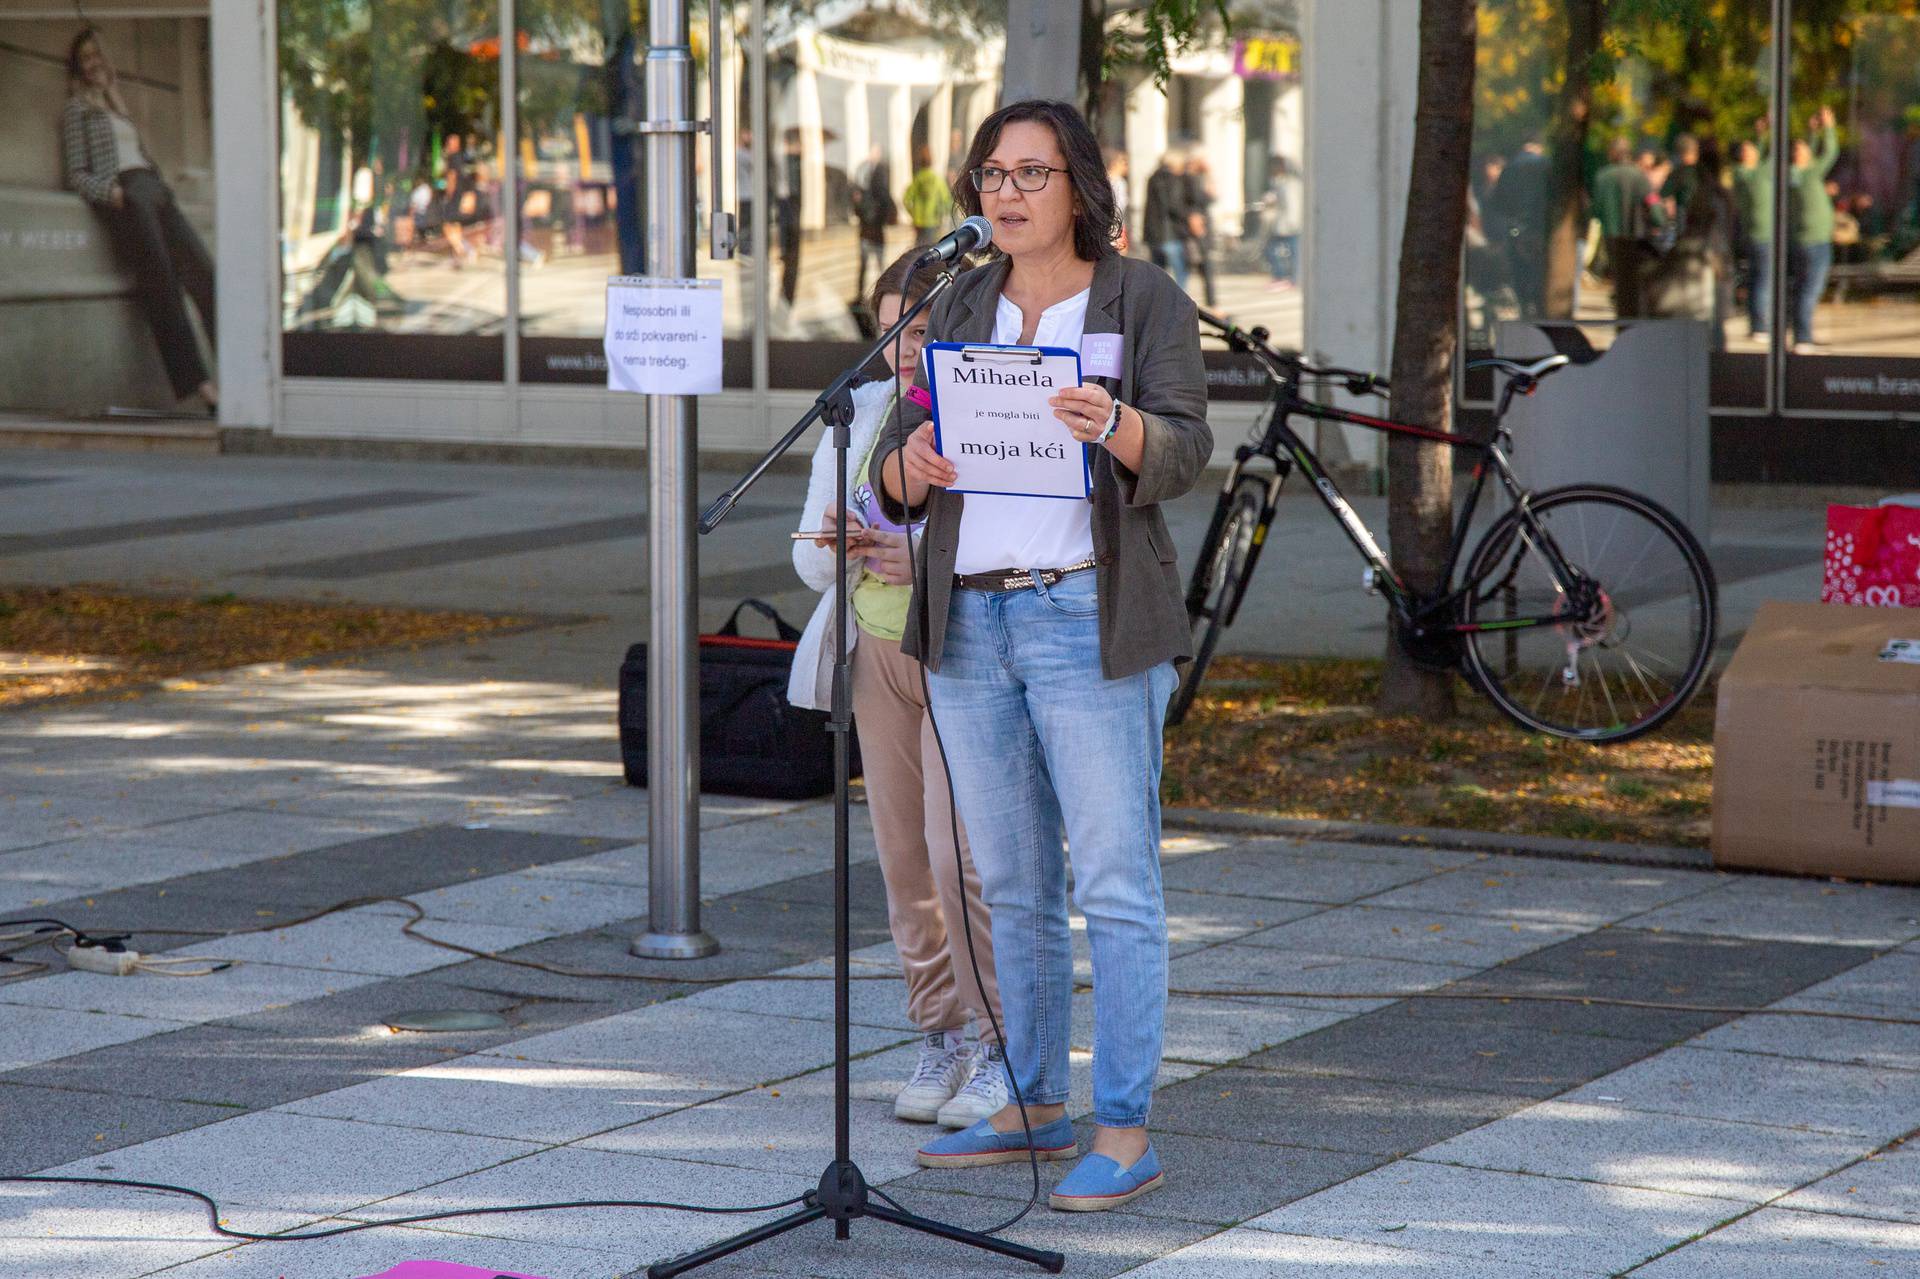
[604,277,723,395]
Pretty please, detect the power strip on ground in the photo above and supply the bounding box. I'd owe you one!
[66,945,141,976]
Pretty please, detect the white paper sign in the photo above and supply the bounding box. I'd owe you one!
[1879,638,1920,665]
[604,277,723,395]
[1866,779,1920,809]
[924,343,1090,500]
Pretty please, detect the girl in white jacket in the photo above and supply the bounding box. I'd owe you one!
[787,251,1006,1129]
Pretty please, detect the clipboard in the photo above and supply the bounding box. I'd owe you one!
[923,342,1092,500]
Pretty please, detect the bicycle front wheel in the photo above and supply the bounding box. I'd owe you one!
[1460,485,1716,743]
[1168,477,1266,727]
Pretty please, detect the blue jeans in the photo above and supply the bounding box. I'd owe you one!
[926,571,1176,1129]
[1746,238,1771,334]
[1264,233,1298,282]
[1155,239,1190,291]
[1791,240,1832,347]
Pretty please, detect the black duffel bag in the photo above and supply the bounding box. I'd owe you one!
[618,598,857,800]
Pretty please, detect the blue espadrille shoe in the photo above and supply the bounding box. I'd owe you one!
[914,1115,1079,1168]
[1048,1145,1165,1211]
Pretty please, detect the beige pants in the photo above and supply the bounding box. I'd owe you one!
[851,627,1003,1042]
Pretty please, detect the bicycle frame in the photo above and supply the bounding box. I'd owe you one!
[1202,326,1596,642]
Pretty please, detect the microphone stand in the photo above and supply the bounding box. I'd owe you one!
[651,266,1064,1278]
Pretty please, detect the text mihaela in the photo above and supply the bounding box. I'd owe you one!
[948,363,1068,461]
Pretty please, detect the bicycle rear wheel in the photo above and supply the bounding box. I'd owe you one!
[1460,485,1716,743]
[1168,477,1267,727]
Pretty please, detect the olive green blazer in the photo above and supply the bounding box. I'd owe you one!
[871,252,1213,680]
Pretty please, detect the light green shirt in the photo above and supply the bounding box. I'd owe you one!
[852,399,911,643]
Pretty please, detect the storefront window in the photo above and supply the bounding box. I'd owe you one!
[1103,8,1302,402]
[1467,0,1775,407]
[760,7,1000,385]
[1785,2,1920,413]
[279,0,505,378]
[513,0,750,385]
[1127,23,1304,353]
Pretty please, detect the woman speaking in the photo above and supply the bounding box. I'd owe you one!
[872,99,1210,1211]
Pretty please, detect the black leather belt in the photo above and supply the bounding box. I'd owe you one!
[953,558,1097,593]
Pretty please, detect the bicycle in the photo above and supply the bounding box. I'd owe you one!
[1171,310,1718,743]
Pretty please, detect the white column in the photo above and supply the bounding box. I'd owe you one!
[1303,0,1417,467]
[887,84,912,206]
[928,84,954,183]
[210,0,277,429]
[1200,73,1244,235]
[844,75,871,187]
[795,42,825,231]
[1125,72,1169,233]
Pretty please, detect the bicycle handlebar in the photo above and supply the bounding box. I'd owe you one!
[1197,308,1390,397]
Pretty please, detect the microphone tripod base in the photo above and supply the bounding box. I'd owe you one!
[629,930,719,961]
[645,1159,1066,1278]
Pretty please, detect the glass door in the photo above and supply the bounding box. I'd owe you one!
[1783,0,1920,416]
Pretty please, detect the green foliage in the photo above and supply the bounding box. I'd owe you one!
[1103,0,1237,88]
[1476,0,1920,165]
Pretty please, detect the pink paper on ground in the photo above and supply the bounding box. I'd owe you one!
[353,1263,549,1279]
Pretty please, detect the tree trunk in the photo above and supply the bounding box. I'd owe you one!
[1379,0,1477,721]
[1542,0,1600,318]
[999,0,1085,104]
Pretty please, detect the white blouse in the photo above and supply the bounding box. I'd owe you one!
[953,287,1097,576]
[107,111,150,174]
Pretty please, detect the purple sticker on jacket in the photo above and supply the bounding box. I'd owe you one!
[1081,333,1123,380]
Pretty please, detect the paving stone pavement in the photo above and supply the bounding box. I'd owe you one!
[3,623,1919,1278]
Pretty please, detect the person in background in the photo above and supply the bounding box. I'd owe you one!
[1261,154,1304,291]
[736,126,755,258]
[1488,136,1551,319]
[1788,105,1840,352]
[875,97,1212,1213]
[1661,133,1702,229]
[437,133,485,268]
[776,128,804,308]
[904,144,952,248]
[1465,153,1510,321]
[1660,138,1734,349]
[1637,145,1673,246]
[788,249,1007,1132]
[1183,148,1219,308]
[62,26,218,413]
[1471,153,1506,213]
[1105,147,1132,252]
[1141,147,1189,289]
[851,144,896,301]
[1731,130,1774,338]
[1593,137,1653,318]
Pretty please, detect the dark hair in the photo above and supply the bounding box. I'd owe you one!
[868,245,967,318]
[955,99,1118,262]
[66,26,100,80]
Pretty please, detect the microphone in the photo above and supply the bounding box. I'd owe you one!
[913,215,993,266]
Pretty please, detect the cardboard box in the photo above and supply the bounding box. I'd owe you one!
[1713,602,1920,879]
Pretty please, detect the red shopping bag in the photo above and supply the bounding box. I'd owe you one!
[1823,504,1920,607]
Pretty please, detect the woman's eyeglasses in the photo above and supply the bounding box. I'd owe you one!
[968,165,1070,193]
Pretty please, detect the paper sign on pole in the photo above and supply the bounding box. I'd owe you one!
[604,277,723,395]
[923,342,1090,500]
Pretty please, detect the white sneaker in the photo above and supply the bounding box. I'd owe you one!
[894,1029,970,1123]
[936,1042,1010,1128]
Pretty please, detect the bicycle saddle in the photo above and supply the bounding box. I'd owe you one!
[1466,354,1571,381]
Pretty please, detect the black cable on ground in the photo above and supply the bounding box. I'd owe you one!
[0,1175,807,1242]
